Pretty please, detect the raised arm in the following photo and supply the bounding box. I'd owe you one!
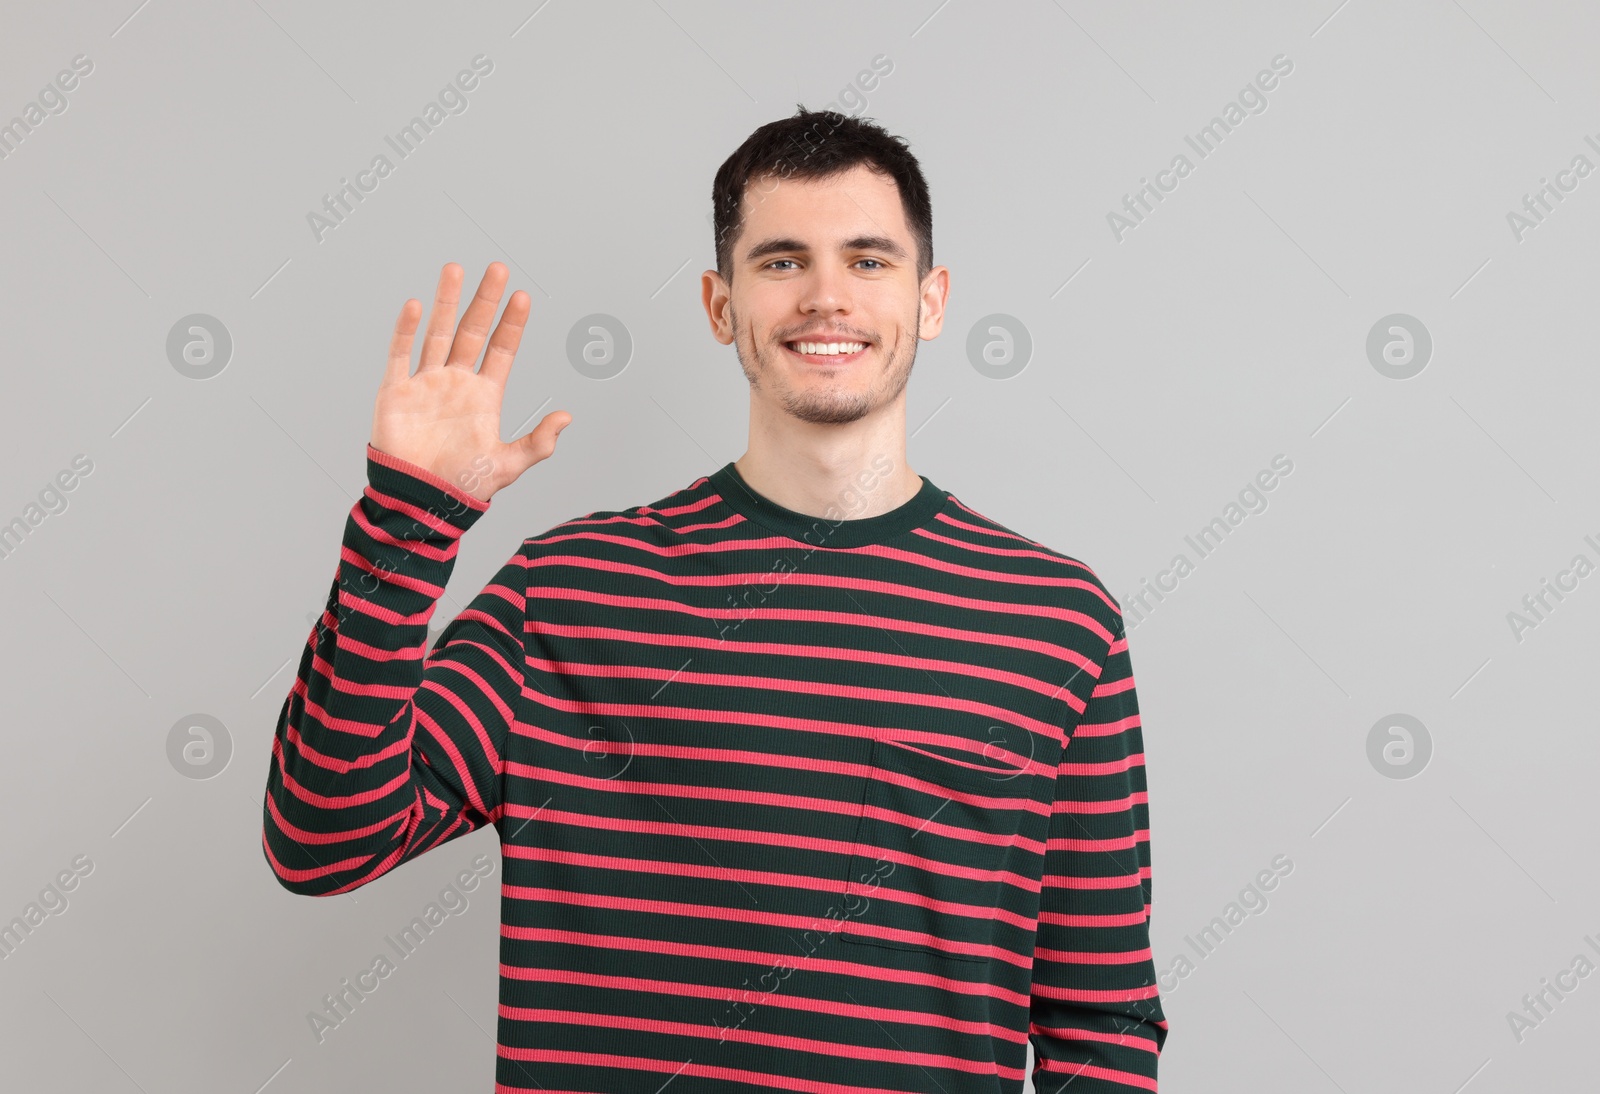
[1029,622,1168,1090]
[260,262,571,896]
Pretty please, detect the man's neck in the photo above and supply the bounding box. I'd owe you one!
[732,441,920,522]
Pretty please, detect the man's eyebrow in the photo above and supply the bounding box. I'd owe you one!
[743,235,909,264]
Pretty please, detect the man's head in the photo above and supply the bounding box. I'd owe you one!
[702,107,948,428]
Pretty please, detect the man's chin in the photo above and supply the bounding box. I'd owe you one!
[778,391,874,426]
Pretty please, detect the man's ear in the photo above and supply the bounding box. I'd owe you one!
[702,270,735,345]
[918,265,950,340]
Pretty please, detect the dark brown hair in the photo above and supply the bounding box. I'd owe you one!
[711,105,933,285]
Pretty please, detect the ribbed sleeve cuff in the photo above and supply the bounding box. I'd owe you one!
[364,442,491,536]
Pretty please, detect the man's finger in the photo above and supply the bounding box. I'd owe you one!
[416,262,464,372]
[384,298,422,383]
[445,262,509,370]
[478,290,531,387]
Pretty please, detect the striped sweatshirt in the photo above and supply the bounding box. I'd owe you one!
[261,444,1168,1093]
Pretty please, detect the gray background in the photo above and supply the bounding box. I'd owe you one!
[1,1,1594,1090]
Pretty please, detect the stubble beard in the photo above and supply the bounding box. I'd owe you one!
[730,300,920,426]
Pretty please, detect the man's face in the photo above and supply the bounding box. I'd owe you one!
[702,163,947,426]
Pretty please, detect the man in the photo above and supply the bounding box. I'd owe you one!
[263,107,1167,1092]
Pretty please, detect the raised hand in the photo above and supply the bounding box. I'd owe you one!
[370,261,571,502]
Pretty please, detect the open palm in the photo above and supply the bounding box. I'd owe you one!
[371,261,570,502]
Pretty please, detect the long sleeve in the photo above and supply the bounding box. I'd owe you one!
[1029,620,1168,1090]
[261,443,528,896]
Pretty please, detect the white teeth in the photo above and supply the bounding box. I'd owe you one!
[791,341,865,355]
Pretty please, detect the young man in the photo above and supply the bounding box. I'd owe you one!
[262,107,1167,1092]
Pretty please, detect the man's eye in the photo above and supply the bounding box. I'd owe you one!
[765,258,885,271]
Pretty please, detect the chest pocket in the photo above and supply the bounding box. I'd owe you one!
[839,734,1038,964]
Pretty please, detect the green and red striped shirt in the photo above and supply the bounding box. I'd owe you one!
[262,443,1167,1092]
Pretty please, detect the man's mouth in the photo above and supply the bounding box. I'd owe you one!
[783,339,870,364]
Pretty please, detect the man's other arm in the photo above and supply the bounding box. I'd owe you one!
[1028,620,1168,1090]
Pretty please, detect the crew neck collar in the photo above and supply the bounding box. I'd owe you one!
[708,461,948,549]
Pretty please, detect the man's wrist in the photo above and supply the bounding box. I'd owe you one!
[366,443,492,511]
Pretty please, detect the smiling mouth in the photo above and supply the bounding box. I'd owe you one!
[783,339,870,364]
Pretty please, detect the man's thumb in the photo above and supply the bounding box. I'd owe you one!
[506,411,572,480]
